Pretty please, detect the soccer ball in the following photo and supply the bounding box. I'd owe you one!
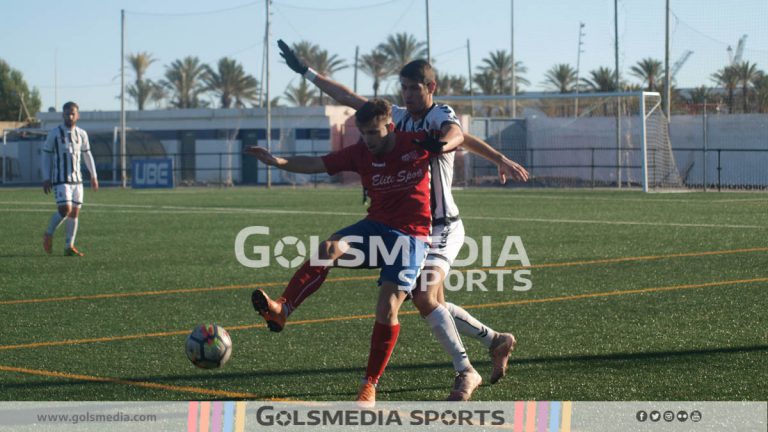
[185,324,232,369]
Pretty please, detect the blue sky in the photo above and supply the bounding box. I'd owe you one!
[2,0,766,112]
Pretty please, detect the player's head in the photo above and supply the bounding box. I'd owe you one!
[62,101,80,127]
[399,60,437,115]
[355,99,395,156]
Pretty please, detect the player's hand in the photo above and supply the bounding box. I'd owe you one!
[42,180,52,194]
[277,39,309,75]
[244,146,281,166]
[412,134,447,154]
[497,156,529,184]
[91,178,99,191]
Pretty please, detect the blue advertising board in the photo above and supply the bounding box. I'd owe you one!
[131,159,174,189]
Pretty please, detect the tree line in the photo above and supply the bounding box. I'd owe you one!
[1,31,767,120]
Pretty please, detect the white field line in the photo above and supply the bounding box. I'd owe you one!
[0,201,764,229]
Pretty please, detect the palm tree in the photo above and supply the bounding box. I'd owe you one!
[711,65,739,113]
[378,32,427,73]
[283,79,318,107]
[436,73,467,96]
[542,63,577,93]
[359,49,391,98]
[473,70,497,95]
[289,41,346,105]
[752,72,768,113]
[204,57,259,108]
[162,56,210,109]
[629,58,663,91]
[126,52,157,110]
[688,85,711,104]
[583,67,618,92]
[148,81,168,108]
[734,61,761,113]
[479,50,529,94]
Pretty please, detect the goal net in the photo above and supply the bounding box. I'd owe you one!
[437,91,684,192]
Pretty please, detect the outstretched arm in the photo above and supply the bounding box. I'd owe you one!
[439,123,465,152]
[461,134,529,184]
[278,39,367,110]
[244,146,326,174]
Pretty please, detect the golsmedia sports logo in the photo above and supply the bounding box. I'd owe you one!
[255,405,505,427]
[234,226,532,292]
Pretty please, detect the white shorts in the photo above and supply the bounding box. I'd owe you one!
[424,218,465,275]
[54,183,84,208]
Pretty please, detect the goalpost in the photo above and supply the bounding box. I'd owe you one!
[437,91,683,192]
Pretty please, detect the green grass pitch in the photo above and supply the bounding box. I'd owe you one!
[1,187,766,401]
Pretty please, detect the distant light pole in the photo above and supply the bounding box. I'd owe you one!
[575,22,585,117]
[510,0,516,117]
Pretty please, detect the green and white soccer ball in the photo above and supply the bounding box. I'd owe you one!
[185,324,232,369]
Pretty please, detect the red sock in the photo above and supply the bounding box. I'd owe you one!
[280,261,329,315]
[365,322,401,384]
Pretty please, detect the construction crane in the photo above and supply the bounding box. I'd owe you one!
[727,34,748,65]
[670,50,693,80]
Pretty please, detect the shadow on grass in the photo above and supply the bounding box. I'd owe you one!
[3,344,766,397]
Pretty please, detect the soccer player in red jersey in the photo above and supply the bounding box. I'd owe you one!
[246,99,451,406]
[270,40,529,400]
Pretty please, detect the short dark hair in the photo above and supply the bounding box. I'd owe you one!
[399,59,436,85]
[355,99,392,125]
[62,101,79,111]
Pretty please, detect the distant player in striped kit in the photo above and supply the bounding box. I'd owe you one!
[41,101,98,256]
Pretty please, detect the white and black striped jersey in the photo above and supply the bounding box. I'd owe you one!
[42,125,92,185]
[392,104,462,222]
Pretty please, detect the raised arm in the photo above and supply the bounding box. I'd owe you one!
[244,146,326,174]
[278,39,367,110]
[461,134,529,184]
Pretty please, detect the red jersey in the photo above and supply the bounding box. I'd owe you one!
[322,131,432,239]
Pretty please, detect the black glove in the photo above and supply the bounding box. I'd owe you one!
[277,39,308,75]
[412,134,447,154]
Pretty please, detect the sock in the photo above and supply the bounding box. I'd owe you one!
[425,304,471,372]
[445,302,497,348]
[46,212,65,235]
[65,217,79,248]
[365,322,400,384]
[280,261,330,316]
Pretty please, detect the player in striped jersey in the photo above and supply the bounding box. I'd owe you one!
[41,102,98,256]
[276,40,529,400]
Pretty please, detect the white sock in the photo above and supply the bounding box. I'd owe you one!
[46,212,65,235]
[445,302,497,349]
[425,304,472,372]
[65,217,79,248]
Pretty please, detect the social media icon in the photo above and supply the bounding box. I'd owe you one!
[690,411,702,422]
[650,411,661,422]
[677,411,689,422]
[663,411,675,422]
[636,411,648,422]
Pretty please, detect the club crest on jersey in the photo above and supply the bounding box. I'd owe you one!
[401,150,420,162]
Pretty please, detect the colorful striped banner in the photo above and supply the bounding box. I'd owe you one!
[188,401,246,432]
[187,401,198,432]
[549,401,561,432]
[198,402,210,432]
[537,401,549,432]
[525,401,537,432]
[507,400,573,431]
[513,401,525,432]
[211,402,222,432]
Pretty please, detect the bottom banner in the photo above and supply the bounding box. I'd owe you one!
[0,401,764,431]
